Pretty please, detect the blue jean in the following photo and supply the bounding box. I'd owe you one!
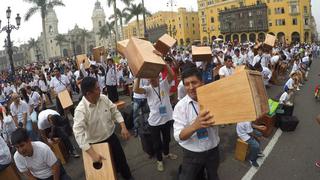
[132,98,149,130]
[246,130,262,161]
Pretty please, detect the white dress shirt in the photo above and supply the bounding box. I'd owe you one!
[173,95,220,152]
[73,94,124,151]
[50,75,70,94]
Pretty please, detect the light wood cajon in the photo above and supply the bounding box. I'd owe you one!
[115,100,126,110]
[58,90,73,109]
[235,138,248,161]
[0,163,20,180]
[125,37,166,78]
[50,139,69,165]
[197,69,269,125]
[76,54,90,69]
[154,34,177,56]
[93,46,105,62]
[117,39,129,57]
[83,143,117,180]
[264,34,276,50]
[192,46,212,61]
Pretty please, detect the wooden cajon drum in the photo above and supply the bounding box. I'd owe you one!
[115,100,126,110]
[117,39,129,57]
[58,89,73,109]
[192,46,212,61]
[83,143,117,180]
[154,34,177,55]
[235,138,248,161]
[76,54,90,69]
[125,37,166,78]
[256,115,275,137]
[0,163,20,180]
[264,34,276,50]
[197,69,269,125]
[50,139,69,165]
[93,46,105,62]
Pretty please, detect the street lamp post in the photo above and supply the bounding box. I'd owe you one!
[0,7,21,76]
[167,0,176,37]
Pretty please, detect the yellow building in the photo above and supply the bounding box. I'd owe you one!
[123,8,200,45]
[197,0,317,44]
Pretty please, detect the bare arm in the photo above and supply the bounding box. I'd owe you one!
[51,161,60,180]
[166,64,174,84]
[12,115,19,127]
[22,113,27,128]
[22,170,37,180]
[133,78,146,94]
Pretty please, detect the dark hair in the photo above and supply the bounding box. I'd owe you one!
[234,49,240,53]
[181,67,202,84]
[81,76,98,96]
[53,67,60,72]
[19,88,30,103]
[11,128,29,145]
[224,55,232,62]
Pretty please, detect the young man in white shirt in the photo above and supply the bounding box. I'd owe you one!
[0,136,12,171]
[173,67,219,180]
[219,55,235,79]
[236,122,266,167]
[10,93,28,129]
[11,128,70,180]
[133,64,177,172]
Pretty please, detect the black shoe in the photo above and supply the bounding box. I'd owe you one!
[70,151,80,158]
[249,160,259,168]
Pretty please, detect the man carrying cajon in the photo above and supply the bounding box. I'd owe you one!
[73,77,133,180]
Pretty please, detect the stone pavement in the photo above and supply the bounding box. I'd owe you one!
[60,79,286,180]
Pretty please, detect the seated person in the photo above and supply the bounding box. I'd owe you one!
[11,128,70,180]
[279,89,293,106]
[236,121,266,167]
[0,136,11,171]
[38,109,79,158]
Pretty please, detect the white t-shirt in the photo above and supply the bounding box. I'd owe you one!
[219,65,234,77]
[38,80,49,92]
[285,78,294,90]
[30,91,41,108]
[38,109,60,130]
[133,79,149,99]
[10,101,28,123]
[50,75,70,94]
[261,67,272,85]
[14,141,57,179]
[0,136,11,165]
[143,79,173,126]
[270,55,280,65]
[177,80,186,101]
[279,92,289,104]
[236,122,253,142]
[0,115,16,140]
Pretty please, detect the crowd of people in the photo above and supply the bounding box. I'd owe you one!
[0,39,319,180]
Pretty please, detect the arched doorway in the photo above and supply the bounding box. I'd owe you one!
[277,32,285,43]
[63,49,68,57]
[249,33,256,42]
[180,38,184,46]
[212,36,217,42]
[268,32,275,36]
[258,33,266,42]
[225,34,231,42]
[186,38,191,45]
[232,34,239,43]
[291,32,300,43]
[304,32,309,42]
[240,34,247,43]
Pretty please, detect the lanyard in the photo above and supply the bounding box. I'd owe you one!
[190,101,198,116]
[152,86,161,103]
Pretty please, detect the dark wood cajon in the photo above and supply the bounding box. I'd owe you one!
[192,46,212,61]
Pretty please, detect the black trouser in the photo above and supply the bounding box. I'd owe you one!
[45,91,53,103]
[179,146,220,180]
[97,133,132,180]
[149,121,172,161]
[55,96,74,117]
[106,85,119,103]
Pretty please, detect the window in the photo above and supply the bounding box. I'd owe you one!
[193,30,195,35]
[211,17,214,23]
[202,18,206,24]
[98,21,102,27]
[268,9,271,15]
[193,23,195,27]
[249,12,252,16]
[275,19,285,26]
[179,24,181,28]
[269,21,272,26]
[304,6,307,14]
[292,18,298,25]
[291,5,298,13]
[305,18,309,25]
[249,20,253,27]
[192,17,194,21]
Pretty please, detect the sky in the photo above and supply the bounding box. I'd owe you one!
[0,0,319,50]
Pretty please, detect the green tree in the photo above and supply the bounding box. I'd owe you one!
[109,8,129,40]
[97,21,115,45]
[79,29,91,54]
[24,0,65,61]
[125,3,150,38]
[54,34,68,57]
[27,38,38,50]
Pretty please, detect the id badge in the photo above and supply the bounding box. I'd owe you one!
[196,128,209,140]
[159,105,167,117]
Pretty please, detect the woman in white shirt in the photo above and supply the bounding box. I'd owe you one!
[38,73,53,104]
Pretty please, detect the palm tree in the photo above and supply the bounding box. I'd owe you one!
[109,8,129,40]
[125,3,150,38]
[79,29,91,54]
[98,21,115,43]
[54,34,68,57]
[106,0,133,42]
[24,0,65,61]
[27,38,38,50]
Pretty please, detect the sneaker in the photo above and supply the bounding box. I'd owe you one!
[157,161,164,172]
[163,153,178,160]
[70,151,80,158]
[249,160,259,168]
[257,153,265,157]
[297,87,301,91]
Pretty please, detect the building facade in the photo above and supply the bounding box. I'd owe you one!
[197,0,317,44]
[123,8,200,45]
